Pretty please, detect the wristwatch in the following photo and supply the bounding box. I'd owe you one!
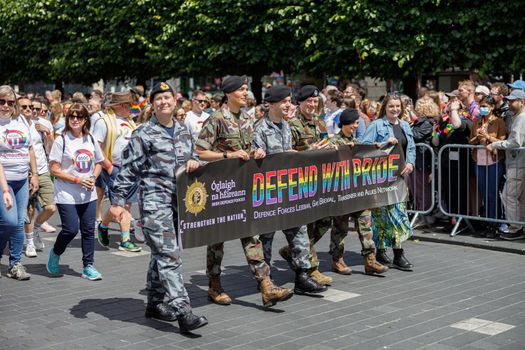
[223,151,228,159]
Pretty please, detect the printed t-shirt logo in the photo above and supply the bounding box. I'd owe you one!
[5,129,28,149]
[73,149,94,173]
[120,122,133,140]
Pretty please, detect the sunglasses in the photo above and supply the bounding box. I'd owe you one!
[69,115,88,121]
[387,92,401,97]
[194,99,208,104]
[0,99,16,107]
[21,105,33,110]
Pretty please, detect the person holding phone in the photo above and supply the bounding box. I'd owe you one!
[47,103,104,281]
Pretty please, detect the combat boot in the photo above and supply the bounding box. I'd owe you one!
[294,270,327,295]
[207,276,232,305]
[178,312,208,333]
[308,268,333,285]
[363,252,388,275]
[278,246,294,270]
[332,257,352,275]
[376,248,393,267]
[145,302,178,321]
[393,248,413,271]
[259,277,293,308]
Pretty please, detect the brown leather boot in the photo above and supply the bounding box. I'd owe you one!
[207,276,232,305]
[308,268,333,285]
[259,277,293,308]
[278,246,294,270]
[364,252,388,275]
[332,257,352,275]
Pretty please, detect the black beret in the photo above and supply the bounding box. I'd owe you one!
[150,81,174,102]
[338,108,360,128]
[221,75,248,93]
[296,85,320,102]
[264,86,291,103]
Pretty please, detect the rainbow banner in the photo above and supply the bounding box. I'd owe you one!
[177,145,408,248]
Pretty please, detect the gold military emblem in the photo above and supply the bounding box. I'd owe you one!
[160,82,170,91]
[184,180,208,215]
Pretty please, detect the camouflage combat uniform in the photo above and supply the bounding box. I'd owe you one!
[253,114,311,270]
[288,111,339,268]
[112,115,195,316]
[307,131,377,269]
[195,107,270,281]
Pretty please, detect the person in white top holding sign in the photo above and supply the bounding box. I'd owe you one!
[47,103,104,281]
[0,85,38,281]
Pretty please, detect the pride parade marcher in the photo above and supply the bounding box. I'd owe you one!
[46,103,104,280]
[109,82,208,333]
[0,85,38,280]
[17,96,56,257]
[196,75,294,307]
[93,92,141,252]
[281,84,335,285]
[253,85,327,295]
[361,93,416,271]
[327,108,389,275]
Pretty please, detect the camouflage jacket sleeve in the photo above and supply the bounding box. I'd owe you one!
[195,112,220,150]
[252,121,267,152]
[112,128,147,207]
[288,117,306,151]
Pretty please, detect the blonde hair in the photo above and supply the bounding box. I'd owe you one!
[415,96,440,118]
[50,89,62,101]
[458,80,475,92]
[0,85,20,116]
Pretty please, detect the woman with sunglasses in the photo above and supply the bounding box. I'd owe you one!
[47,103,104,280]
[0,85,39,280]
[361,93,416,271]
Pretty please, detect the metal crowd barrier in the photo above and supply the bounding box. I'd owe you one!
[407,143,436,227]
[437,144,525,236]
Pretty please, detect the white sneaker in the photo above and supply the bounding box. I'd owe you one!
[40,222,56,233]
[25,243,37,258]
[34,232,45,251]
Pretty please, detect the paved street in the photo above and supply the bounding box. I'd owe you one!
[1,217,525,350]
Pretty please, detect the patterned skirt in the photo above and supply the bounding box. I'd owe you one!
[371,202,412,249]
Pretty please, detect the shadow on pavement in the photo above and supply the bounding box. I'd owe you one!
[69,297,204,338]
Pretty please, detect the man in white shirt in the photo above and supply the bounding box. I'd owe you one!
[184,90,210,140]
[18,97,56,257]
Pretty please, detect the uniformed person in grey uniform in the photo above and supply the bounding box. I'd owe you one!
[110,82,207,333]
[254,85,327,295]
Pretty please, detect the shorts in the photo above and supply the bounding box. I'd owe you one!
[37,173,55,207]
[100,166,138,205]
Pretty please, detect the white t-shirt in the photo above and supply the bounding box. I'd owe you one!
[0,115,34,181]
[184,110,210,140]
[29,120,51,175]
[49,132,104,204]
[92,115,135,166]
[89,111,104,133]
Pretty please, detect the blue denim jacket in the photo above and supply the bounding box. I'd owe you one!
[360,116,416,166]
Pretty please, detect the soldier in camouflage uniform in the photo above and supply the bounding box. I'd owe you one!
[319,109,388,275]
[280,85,335,286]
[195,76,293,308]
[110,82,207,333]
[253,86,327,295]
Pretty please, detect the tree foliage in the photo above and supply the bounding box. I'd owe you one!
[0,0,523,85]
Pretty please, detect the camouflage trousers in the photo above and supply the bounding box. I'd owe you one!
[206,235,270,282]
[141,203,191,317]
[259,225,311,270]
[307,210,376,269]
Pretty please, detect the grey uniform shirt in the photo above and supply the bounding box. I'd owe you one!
[252,114,292,155]
[112,115,198,207]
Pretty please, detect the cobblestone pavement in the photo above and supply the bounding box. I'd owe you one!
[1,214,524,350]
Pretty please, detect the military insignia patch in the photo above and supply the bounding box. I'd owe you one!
[160,82,169,91]
[184,180,208,215]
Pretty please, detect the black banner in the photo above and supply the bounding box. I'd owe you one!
[177,145,408,248]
